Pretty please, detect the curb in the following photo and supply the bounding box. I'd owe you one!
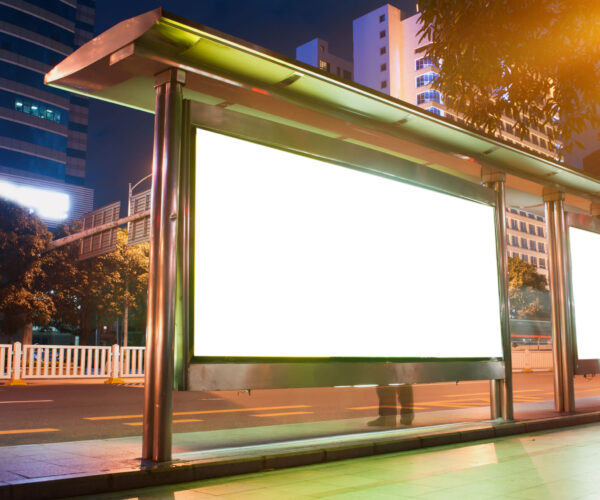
[3,411,600,500]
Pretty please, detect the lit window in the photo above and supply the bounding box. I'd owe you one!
[318,60,330,72]
[415,56,435,71]
[416,72,438,88]
[319,44,325,52]
[426,107,443,116]
[14,98,61,123]
[416,90,442,105]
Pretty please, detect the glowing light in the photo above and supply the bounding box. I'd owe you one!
[0,180,70,220]
[194,128,503,359]
[569,227,600,359]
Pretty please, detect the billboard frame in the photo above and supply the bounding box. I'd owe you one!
[565,212,600,375]
[185,98,508,391]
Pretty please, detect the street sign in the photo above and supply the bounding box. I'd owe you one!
[79,201,120,260]
[128,188,151,246]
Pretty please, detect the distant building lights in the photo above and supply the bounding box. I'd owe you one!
[0,180,70,220]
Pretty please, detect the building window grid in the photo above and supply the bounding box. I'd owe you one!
[416,90,442,105]
[14,98,62,123]
[416,72,438,88]
[415,56,435,71]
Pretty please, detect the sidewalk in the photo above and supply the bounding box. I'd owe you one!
[72,419,600,499]
[2,408,600,500]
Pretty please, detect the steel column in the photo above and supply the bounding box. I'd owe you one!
[143,68,186,462]
[482,168,513,420]
[543,188,575,413]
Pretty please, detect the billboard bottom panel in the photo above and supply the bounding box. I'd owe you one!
[188,361,505,391]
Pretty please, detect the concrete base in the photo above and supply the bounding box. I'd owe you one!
[104,377,126,385]
[5,379,27,386]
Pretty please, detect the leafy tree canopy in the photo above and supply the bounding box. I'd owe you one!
[0,199,54,334]
[418,0,600,151]
[508,256,547,290]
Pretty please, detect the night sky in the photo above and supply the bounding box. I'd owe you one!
[86,0,417,210]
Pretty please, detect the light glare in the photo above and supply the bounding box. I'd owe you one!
[569,227,600,359]
[194,128,503,359]
[0,180,70,220]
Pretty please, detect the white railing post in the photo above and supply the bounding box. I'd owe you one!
[7,342,26,386]
[105,344,125,384]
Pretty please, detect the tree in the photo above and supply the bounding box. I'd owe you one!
[417,0,600,151]
[94,229,149,346]
[0,199,54,341]
[44,221,107,344]
[508,256,550,319]
[45,227,149,345]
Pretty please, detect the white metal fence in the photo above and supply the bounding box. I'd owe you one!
[0,342,144,382]
[1,344,12,379]
[0,342,552,382]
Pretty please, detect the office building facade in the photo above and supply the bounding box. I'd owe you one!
[297,5,551,278]
[352,4,559,160]
[0,0,95,226]
[296,38,353,81]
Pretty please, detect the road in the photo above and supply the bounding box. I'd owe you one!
[1,372,600,448]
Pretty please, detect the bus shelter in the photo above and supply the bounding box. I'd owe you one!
[46,9,600,462]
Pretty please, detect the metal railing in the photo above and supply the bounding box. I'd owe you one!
[0,342,145,382]
[0,342,553,380]
[0,344,12,379]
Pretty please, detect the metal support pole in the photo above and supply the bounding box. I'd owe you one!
[482,168,514,420]
[543,188,575,413]
[143,68,186,462]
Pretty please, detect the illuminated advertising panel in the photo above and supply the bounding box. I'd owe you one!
[194,128,503,359]
[0,179,70,220]
[569,226,600,360]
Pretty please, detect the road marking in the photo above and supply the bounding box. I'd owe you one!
[443,393,490,398]
[0,428,59,435]
[124,419,203,426]
[85,405,312,421]
[0,400,53,404]
[251,411,313,418]
[349,405,428,411]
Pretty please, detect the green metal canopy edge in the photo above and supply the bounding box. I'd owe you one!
[45,8,600,202]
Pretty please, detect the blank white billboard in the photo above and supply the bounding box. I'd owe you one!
[194,128,503,359]
[569,227,600,360]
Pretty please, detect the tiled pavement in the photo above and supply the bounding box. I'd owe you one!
[71,422,600,499]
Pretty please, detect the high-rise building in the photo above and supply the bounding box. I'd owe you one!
[352,4,558,160]
[0,0,95,226]
[296,4,552,280]
[296,38,353,81]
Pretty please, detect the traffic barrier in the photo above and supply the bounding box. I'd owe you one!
[511,348,553,372]
[0,344,12,380]
[0,342,145,383]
